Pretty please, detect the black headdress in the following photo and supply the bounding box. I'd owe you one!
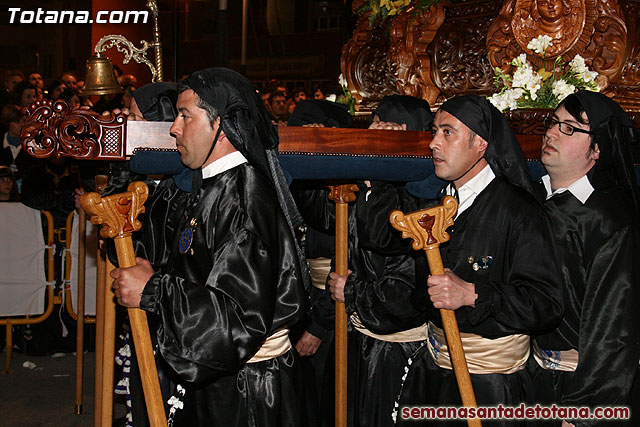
[440,95,537,198]
[288,100,352,128]
[571,90,640,212]
[132,82,177,122]
[182,67,311,290]
[372,94,434,131]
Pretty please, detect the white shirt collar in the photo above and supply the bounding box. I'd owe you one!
[541,174,594,204]
[3,133,21,160]
[447,164,495,216]
[201,151,248,179]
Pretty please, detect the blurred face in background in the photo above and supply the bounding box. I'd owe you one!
[29,73,44,89]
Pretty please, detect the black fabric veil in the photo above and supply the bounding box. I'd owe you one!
[132,82,177,122]
[182,67,312,290]
[440,95,538,198]
[371,94,434,131]
[570,90,640,213]
[288,99,352,128]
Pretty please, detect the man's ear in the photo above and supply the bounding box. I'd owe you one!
[590,143,600,161]
[475,135,488,155]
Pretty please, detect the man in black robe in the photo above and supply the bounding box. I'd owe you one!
[529,91,640,427]
[110,67,309,426]
[327,95,435,427]
[359,95,562,425]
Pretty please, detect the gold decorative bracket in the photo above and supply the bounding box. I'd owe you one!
[94,0,164,82]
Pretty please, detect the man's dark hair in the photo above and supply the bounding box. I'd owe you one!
[268,90,287,105]
[177,80,219,128]
[557,93,596,149]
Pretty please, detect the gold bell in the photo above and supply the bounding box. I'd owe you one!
[80,53,123,96]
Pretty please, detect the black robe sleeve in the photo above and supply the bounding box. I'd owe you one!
[343,251,428,334]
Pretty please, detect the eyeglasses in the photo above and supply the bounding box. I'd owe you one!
[543,117,592,136]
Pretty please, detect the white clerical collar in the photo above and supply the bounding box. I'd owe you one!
[201,151,248,179]
[447,164,495,216]
[541,174,594,204]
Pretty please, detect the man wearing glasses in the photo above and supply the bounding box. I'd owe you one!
[530,91,640,426]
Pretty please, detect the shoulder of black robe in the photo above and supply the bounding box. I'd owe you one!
[371,94,434,131]
[183,67,312,292]
[440,95,540,202]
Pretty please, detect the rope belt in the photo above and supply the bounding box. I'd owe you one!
[532,339,579,372]
[427,321,530,374]
[247,328,291,363]
[308,257,332,290]
[350,313,428,343]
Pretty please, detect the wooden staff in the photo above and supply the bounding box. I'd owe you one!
[81,182,167,427]
[91,174,109,426]
[74,207,86,415]
[327,183,358,427]
[389,196,481,427]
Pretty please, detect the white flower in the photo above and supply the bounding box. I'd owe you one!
[552,79,576,102]
[338,73,347,88]
[527,35,553,55]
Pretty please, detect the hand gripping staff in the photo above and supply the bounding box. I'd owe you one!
[389,196,481,427]
[80,182,167,427]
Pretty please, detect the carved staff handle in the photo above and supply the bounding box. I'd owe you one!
[327,183,359,427]
[389,196,481,427]
[80,182,167,427]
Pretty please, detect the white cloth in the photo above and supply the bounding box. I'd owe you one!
[0,203,48,316]
[68,212,97,316]
[445,164,495,217]
[202,151,248,179]
[541,174,594,204]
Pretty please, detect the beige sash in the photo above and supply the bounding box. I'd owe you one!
[427,321,529,374]
[350,313,428,343]
[247,328,291,363]
[532,339,579,372]
[308,257,332,290]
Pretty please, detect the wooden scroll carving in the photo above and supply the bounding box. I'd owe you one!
[388,2,446,105]
[21,100,127,160]
[341,0,640,111]
[429,1,502,102]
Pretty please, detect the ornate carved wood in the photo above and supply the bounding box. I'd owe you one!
[341,0,640,111]
[21,100,127,160]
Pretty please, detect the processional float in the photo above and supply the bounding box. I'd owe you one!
[20,100,548,426]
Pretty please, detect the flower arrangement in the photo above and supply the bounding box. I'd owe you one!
[357,0,442,27]
[334,74,357,116]
[488,35,600,112]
